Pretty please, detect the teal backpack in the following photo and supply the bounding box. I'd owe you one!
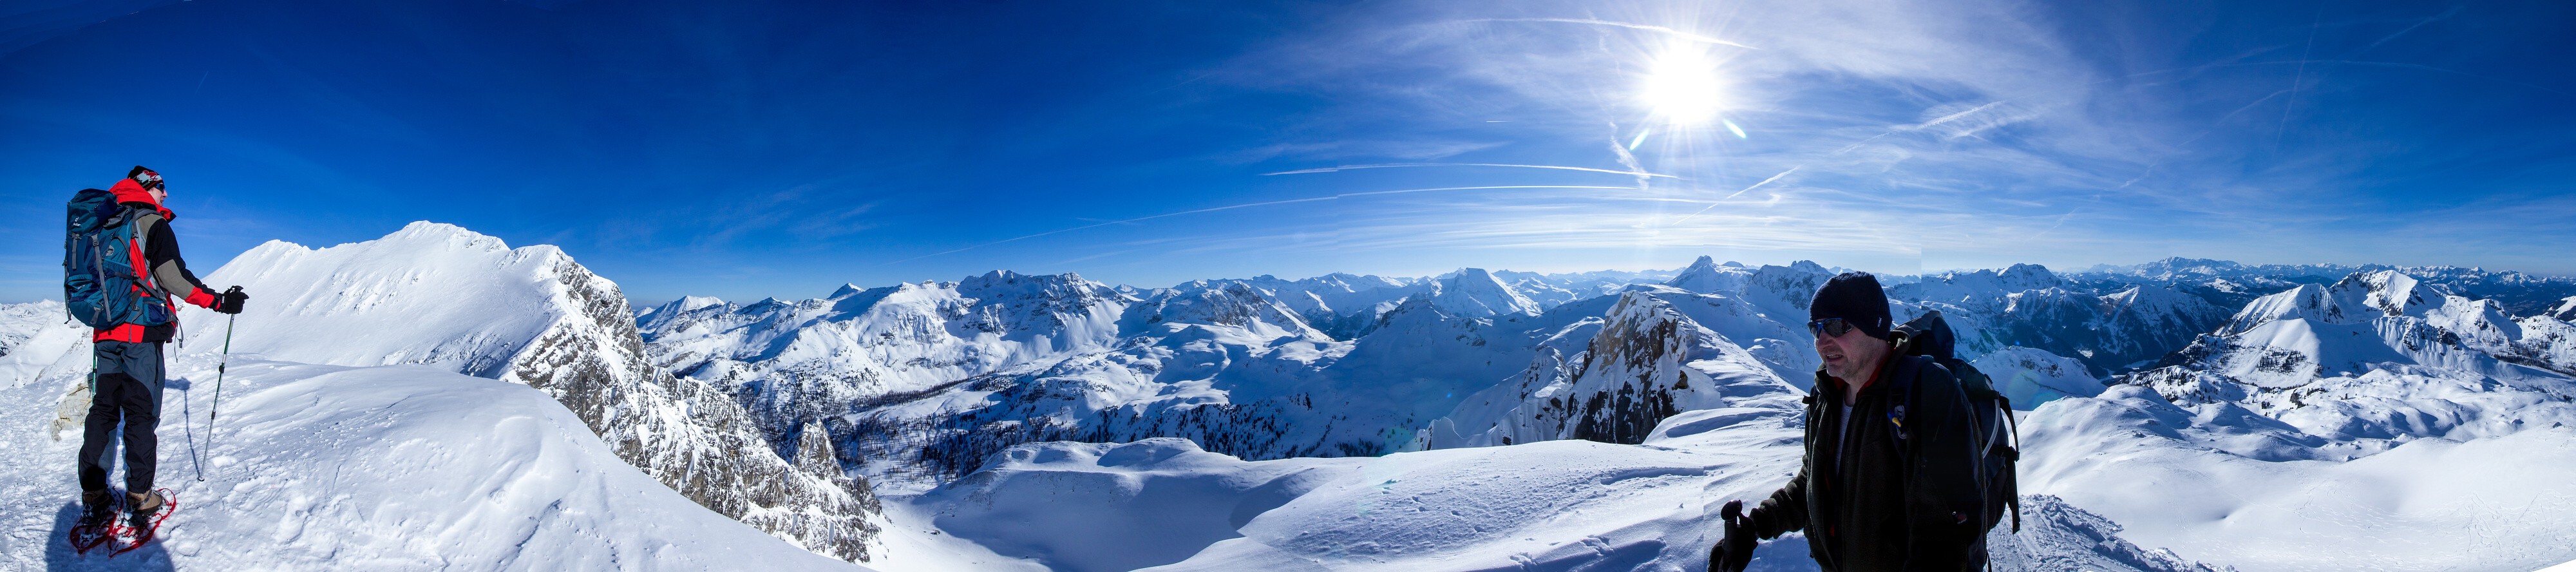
[64,188,174,329]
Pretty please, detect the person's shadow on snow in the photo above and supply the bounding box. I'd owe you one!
[45,501,177,572]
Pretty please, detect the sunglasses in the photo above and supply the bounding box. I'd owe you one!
[135,172,164,191]
[1806,318,1854,338]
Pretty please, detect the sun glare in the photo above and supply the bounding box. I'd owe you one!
[1639,44,1728,126]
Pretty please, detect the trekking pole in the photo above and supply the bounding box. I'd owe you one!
[200,287,240,482]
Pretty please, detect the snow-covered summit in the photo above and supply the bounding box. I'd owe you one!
[1128,280,1326,341]
[1664,255,1754,294]
[2219,283,2353,335]
[1889,263,2061,309]
[641,294,729,322]
[2327,269,2447,319]
[1424,267,1539,318]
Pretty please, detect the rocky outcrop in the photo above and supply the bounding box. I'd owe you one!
[514,254,882,562]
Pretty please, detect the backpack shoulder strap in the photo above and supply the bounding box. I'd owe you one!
[1885,354,1923,442]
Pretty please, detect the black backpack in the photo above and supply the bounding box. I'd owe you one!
[1885,309,2020,535]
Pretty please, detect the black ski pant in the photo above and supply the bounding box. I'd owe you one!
[79,340,165,494]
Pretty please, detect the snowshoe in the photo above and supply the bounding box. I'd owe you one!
[107,488,176,557]
[67,489,118,554]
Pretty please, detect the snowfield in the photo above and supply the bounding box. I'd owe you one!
[0,355,862,570]
[2022,387,2576,572]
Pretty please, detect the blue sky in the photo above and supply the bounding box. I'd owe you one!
[5,0,2571,304]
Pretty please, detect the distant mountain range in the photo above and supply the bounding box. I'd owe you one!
[7,223,2573,571]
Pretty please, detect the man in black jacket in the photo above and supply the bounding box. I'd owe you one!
[1709,272,1985,571]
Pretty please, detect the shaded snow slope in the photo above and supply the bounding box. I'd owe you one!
[170,222,882,562]
[0,358,860,571]
[1972,346,2106,408]
[913,423,2225,572]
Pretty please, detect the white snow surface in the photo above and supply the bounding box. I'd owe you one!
[175,222,591,376]
[0,354,860,570]
[2021,387,2576,572]
[1972,346,2105,408]
[913,414,2228,572]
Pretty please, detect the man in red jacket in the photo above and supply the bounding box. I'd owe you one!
[78,166,247,525]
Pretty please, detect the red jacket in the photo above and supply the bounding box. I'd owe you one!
[94,178,218,343]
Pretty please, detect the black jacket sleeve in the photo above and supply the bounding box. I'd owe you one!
[1899,361,1985,570]
[138,214,213,303]
[1745,464,1811,540]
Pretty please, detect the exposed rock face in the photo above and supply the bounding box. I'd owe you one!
[513,254,882,562]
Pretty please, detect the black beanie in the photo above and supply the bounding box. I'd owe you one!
[1808,272,1891,339]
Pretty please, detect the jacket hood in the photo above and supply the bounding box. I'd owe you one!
[109,178,175,220]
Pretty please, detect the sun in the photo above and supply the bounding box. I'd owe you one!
[1638,44,1729,126]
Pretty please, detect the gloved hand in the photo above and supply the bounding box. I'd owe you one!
[1708,500,1756,572]
[212,286,247,315]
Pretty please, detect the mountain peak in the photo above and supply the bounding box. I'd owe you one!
[2000,263,2062,290]
[2327,270,2443,318]
[1427,267,1537,317]
[1666,255,1752,294]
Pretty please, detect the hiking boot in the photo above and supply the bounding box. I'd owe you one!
[79,489,113,523]
[128,490,164,517]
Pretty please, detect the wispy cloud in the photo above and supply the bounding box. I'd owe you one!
[1459,18,1759,50]
[1262,162,1678,178]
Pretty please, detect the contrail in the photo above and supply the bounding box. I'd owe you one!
[1605,122,1653,191]
[1670,166,1800,225]
[2358,6,2461,55]
[1721,167,1800,200]
[2276,0,2326,155]
[1463,18,1758,50]
[885,185,1633,264]
[1264,162,1679,179]
[1907,101,2006,132]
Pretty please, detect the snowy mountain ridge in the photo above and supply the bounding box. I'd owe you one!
[175,221,884,562]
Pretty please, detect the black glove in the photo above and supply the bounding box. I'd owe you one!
[1709,500,1756,572]
[213,286,247,315]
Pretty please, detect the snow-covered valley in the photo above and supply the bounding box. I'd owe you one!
[7,222,2576,571]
